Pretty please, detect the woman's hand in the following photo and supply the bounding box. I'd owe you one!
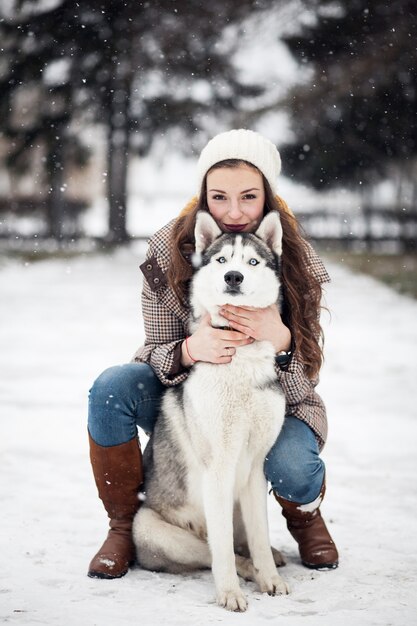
[181,313,254,366]
[218,304,292,353]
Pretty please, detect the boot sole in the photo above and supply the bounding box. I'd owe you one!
[87,569,128,580]
[87,557,136,580]
[302,560,339,571]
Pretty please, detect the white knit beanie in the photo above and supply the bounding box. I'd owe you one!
[196,129,281,195]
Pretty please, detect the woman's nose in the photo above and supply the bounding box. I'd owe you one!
[228,198,243,218]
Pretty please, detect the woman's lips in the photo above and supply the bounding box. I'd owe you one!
[224,224,247,232]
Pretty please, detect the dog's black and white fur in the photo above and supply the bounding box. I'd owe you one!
[133,211,289,611]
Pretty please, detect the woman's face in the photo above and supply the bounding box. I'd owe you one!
[206,164,265,233]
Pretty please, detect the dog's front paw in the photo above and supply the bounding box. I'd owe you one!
[257,573,290,596]
[217,588,248,612]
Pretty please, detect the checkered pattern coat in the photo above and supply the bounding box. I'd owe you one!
[133,218,331,449]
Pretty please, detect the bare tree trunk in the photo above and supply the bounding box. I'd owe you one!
[106,93,129,241]
[106,16,132,243]
[46,122,66,239]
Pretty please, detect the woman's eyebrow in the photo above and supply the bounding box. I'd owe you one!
[208,187,260,193]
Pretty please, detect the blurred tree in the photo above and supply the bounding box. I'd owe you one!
[0,6,87,238]
[279,0,417,194]
[0,0,271,241]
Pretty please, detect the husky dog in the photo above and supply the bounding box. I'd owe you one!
[133,211,289,611]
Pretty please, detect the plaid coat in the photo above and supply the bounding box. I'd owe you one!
[133,218,331,449]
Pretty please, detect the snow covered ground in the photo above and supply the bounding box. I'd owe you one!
[1,245,416,625]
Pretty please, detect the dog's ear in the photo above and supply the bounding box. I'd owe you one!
[194,211,222,254]
[255,212,283,256]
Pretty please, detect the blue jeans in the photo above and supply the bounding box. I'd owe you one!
[88,363,325,504]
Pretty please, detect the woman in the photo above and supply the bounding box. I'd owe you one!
[87,129,339,580]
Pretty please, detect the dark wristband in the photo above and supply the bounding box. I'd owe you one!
[275,350,292,369]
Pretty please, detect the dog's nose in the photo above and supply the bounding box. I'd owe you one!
[224,271,244,288]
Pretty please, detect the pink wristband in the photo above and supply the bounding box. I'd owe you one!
[185,336,197,363]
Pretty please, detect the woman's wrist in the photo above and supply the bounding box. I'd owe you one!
[283,328,292,352]
[181,337,197,368]
[272,326,292,353]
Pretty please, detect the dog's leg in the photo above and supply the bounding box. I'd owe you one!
[203,469,247,612]
[239,467,289,596]
[133,507,211,574]
[234,502,286,567]
[234,554,257,581]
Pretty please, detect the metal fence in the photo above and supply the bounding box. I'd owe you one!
[296,207,417,251]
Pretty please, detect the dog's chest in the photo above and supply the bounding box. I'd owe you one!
[188,341,277,396]
[183,342,284,452]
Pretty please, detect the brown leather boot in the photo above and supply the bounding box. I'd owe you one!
[87,433,143,579]
[274,482,339,570]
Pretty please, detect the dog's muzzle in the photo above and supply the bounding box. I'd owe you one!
[224,271,244,293]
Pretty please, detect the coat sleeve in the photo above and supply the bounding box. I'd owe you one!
[132,237,190,387]
[274,353,318,406]
[135,286,189,386]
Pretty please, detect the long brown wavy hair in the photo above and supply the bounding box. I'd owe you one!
[167,159,325,380]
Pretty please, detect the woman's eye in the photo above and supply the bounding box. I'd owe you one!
[212,194,225,201]
[242,194,256,200]
[217,256,226,264]
[249,258,259,266]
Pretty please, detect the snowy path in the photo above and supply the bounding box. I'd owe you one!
[1,246,416,626]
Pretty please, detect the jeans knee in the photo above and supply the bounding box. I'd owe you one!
[88,363,164,446]
[89,363,158,407]
[89,365,127,405]
[266,454,325,504]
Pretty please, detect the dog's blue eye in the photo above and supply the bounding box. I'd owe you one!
[249,258,259,266]
[217,256,226,264]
